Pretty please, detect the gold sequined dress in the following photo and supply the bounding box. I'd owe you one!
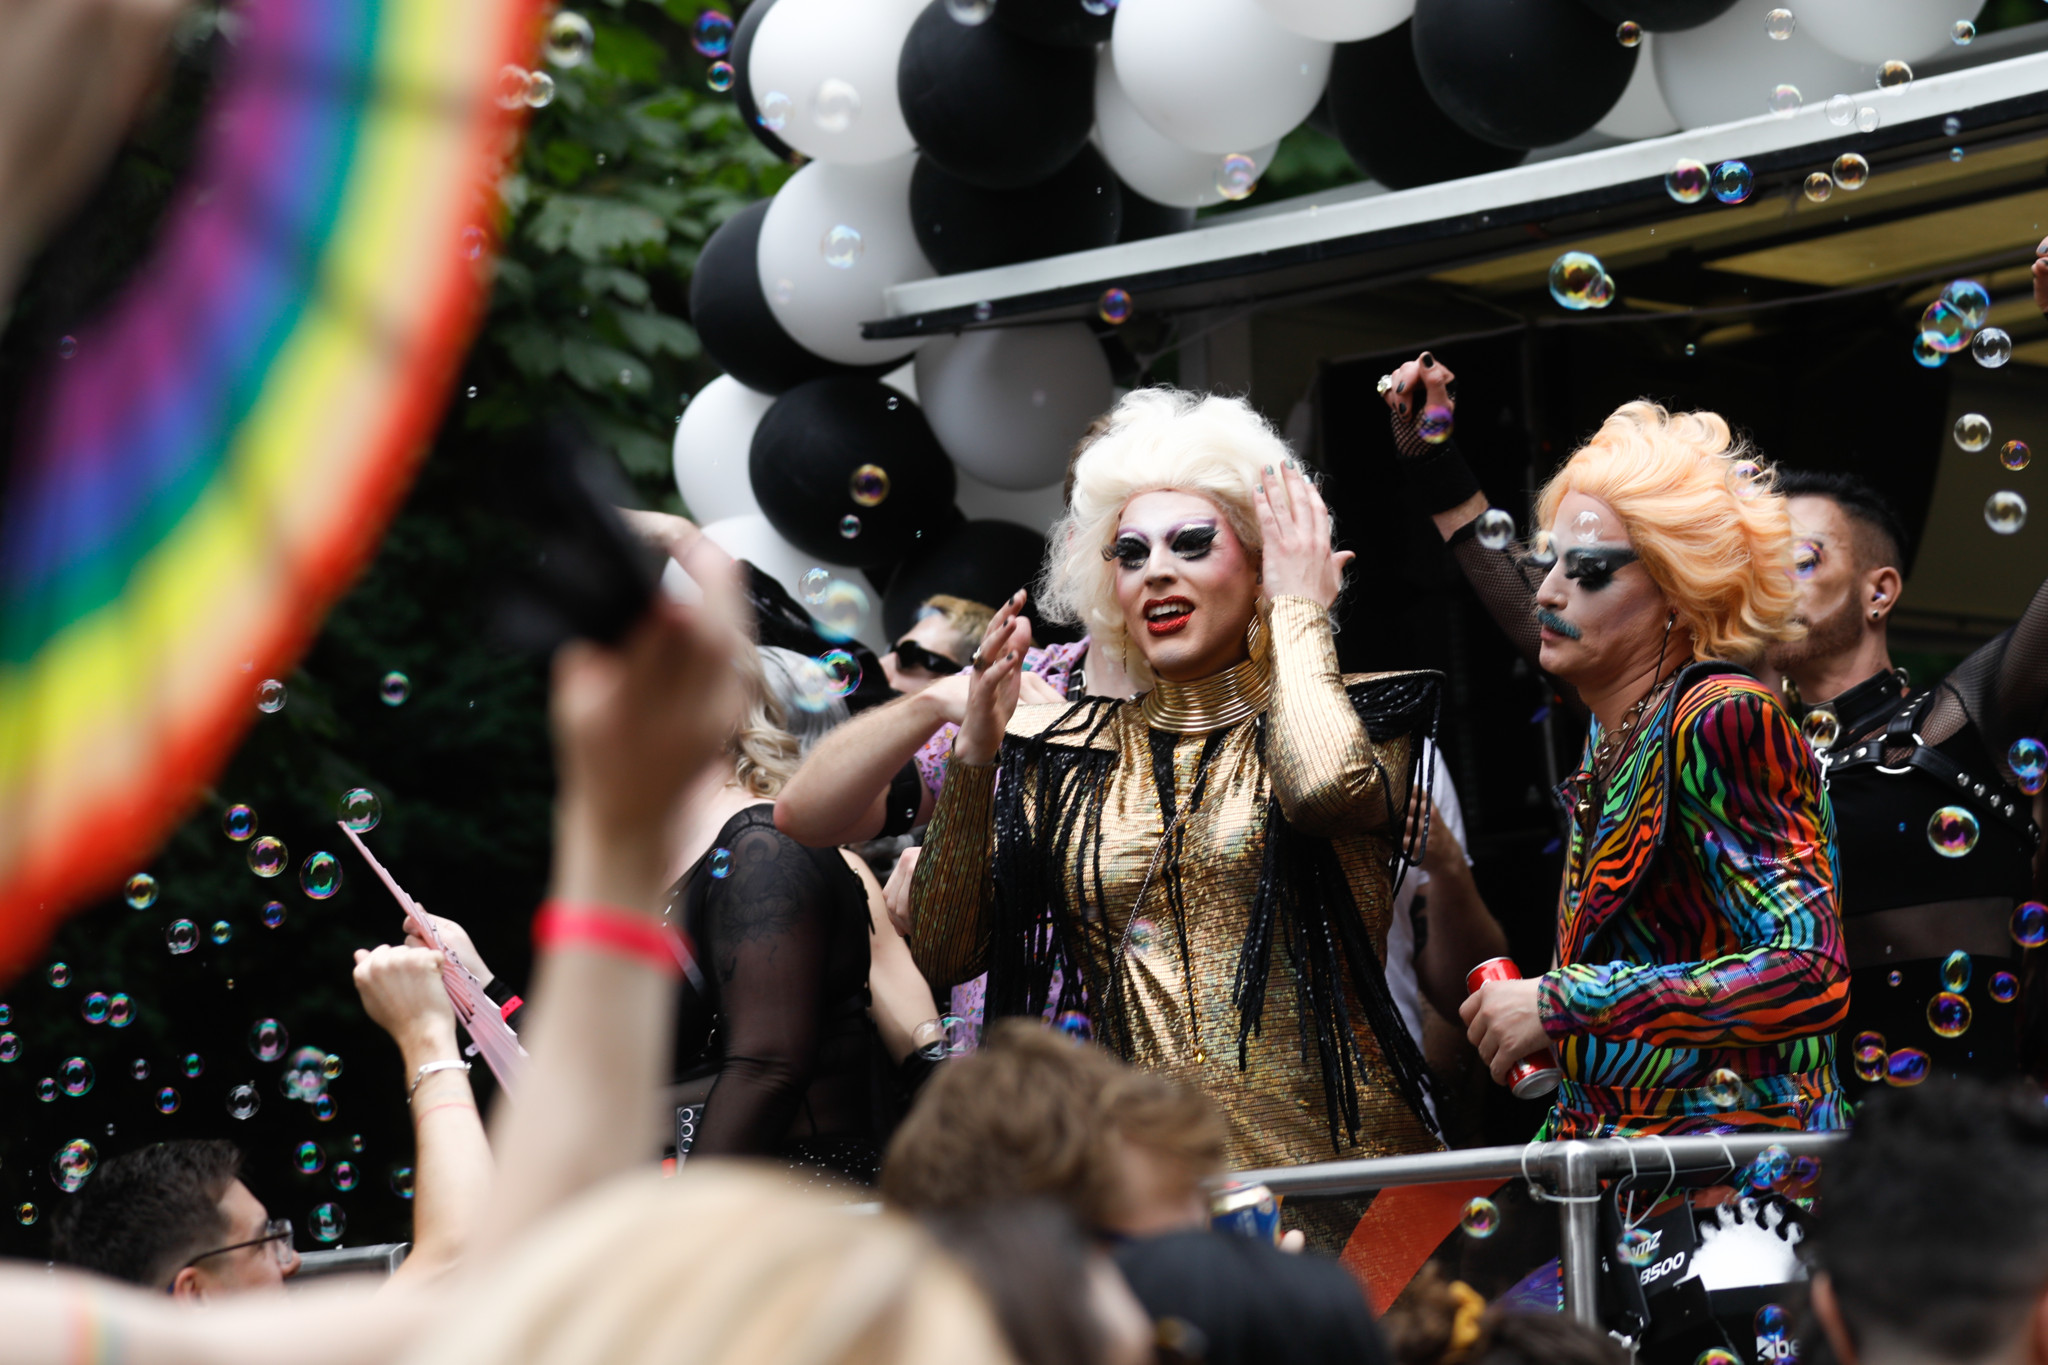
[909,598,1442,1223]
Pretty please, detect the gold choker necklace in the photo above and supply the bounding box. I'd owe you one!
[1141,623,1274,734]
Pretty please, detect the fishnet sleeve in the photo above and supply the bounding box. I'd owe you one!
[1918,576,2048,757]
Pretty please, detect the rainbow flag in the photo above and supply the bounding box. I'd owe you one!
[0,0,544,977]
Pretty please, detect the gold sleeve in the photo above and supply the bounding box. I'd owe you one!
[906,757,999,987]
[1264,595,1397,838]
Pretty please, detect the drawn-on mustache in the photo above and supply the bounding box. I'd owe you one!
[1536,608,1581,641]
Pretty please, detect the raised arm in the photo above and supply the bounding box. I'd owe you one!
[1538,686,1848,1049]
[774,682,959,845]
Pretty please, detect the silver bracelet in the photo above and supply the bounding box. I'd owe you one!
[407,1059,471,1103]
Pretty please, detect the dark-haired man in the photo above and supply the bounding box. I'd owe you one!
[1809,1077,2048,1365]
[1768,470,2046,1088]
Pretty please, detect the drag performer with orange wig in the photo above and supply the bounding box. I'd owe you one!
[1382,353,1849,1139]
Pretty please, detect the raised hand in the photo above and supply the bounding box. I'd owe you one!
[404,911,493,989]
[1378,350,1457,440]
[352,944,457,1058]
[952,589,1033,766]
[1254,463,1352,610]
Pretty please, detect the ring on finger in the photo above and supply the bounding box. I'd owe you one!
[1375,374,1393,396]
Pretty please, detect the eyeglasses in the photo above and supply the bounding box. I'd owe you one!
[181,1218,294,1276]
[890,639,963,677]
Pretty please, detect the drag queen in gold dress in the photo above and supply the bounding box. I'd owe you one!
[908,389,1441,1238]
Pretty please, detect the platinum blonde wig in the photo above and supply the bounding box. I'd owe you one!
[1038,387,1309,686]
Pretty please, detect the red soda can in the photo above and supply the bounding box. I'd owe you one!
[1465,956,1562,1100]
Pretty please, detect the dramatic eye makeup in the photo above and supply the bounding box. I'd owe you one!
[1106,532,1150,569]
[1561,545,1639,591]
[1792,538,1822,580]
[1169,522,1217,558]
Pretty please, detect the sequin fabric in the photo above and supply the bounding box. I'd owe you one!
[914,638,1089,801]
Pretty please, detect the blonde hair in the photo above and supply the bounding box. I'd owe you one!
[1534,400,1801,668]
[731,639,803,798]
[1038,387,1309,686]
[401,1166,1016,1365]
[916,595,995,654]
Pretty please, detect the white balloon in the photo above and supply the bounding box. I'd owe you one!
[1250,0,1411,42]
[673,375,774,524]
[1092,46,1281,209]
[699,514,887,646]
[746,0,922,164]
[1654,0,1868,131]
[952,468,1067,534]
[757,155,932,368]
[1797,0,1956,66]
[1595,32,1680,140]
[1111,0,1333,156]
[915,324,1114,490]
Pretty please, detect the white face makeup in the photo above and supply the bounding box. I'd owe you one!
[1109,489,1261,684]
[1532,491,1674,691]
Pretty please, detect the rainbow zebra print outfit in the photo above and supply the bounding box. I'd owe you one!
[1535,662,1850,1139]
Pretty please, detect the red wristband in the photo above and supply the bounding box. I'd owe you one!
[498,995,524,1021]
[533,901,699,982]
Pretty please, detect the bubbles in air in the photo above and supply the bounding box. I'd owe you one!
[223,805,257,841]
[1547,252,1612,310]
[692,9,734,55]
[155,1087,180,1114]
[1475,510,1515,551]
[1826,94,1855,126]
[248,837,289,878]
[1953,413,1992,451]
[250,1019,290,1063]
[1926,991,1972,1039]
[1665,159,1709,205]
[2013,901,2048,948]
[1953,19,1975,44]
[300,852,343,900]
[1831,152,1869,191]
[1459,1197,1499,1238]
[50,1140,97,1193]
[1885,1048,1929,1086]
[1926,805,1980,857]
[524,71,555,108]
[1710,161,1753,205]
[1768,85,1802,117]
[1098,288,1133,325]
[706,61,734,92]
[812,78,861,134]
[339,788,382,833]
[1615,21,1641,47]
[1985,492,2028,536]
[60,1057,94,1097]
[1802,173,1832,203]
[819,649,862,698]
[1875,60,1912,92]
[380,671,411,706]
[1856,105,1881,133]
[226,1084,261,1120]
[81,993,109,1025]
[1216,154,1259,201]
[757,91,791,132]
[309,1202,347,1243]
[944,0,994,21]
[47,962,69,988]
[1991,971,2020,1003]
[849,464,890,507]
[108,994,133,1029]
[1972,328,2012,369]
[814,579,869,643]
[1764,8,1795,39]
[546,11,594,68]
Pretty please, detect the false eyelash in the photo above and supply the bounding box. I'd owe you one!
[1104,534,1149,568]
[1170,525,1218,558]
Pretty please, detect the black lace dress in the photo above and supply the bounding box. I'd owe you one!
[670,804,884,1184]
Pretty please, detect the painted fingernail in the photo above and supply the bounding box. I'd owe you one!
[1396,380,1406,393]
[1421,353,1435,367]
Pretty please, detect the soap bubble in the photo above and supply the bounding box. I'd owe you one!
[818,223,862,270]
[704,60,734,92]
[250,1019,289,1063]
[36,1077,54,1102]
[1547,252,1610,310]
[757,91,791,132]
[1973,328,2012,368]
[814,579,869,643]
[15,1203,35,1225]
[1953,19,1975,44]
[107,994,133,1029]
[339,788,382,833]
[1884,1048,1929,1086]
[1570,509,1604,544]
[1769,84,1802,117]
[1615,20,1641,46]
[379,671,411,706]
[51,1140,97,1193]
[351,1135,364,1154]
[1921,301,1971,354]
[1764,7,1795,39]
[131,1059,149,1080]
[1747,1144,1791,1190]
[57,335,77,359]
[1927,806,1980,857]
[1954,413,1993,450]
[1216,153,1259,201]
[262,901,286,929]
[1801,709,1839,750]
[1417,405,1455,443]
[222,805,257,841]
[210,920,232,945]
[1857,104,1881,133]
[0,1005,9,1025]
[61,1057,93,1097]
[1941,950,1972,994]
[295,1141,325,1175]
[124,873,159,909]
[1459,1196,1499,1238]
[248,837,288,878]
[818,649,862,698]
[183,1053,204,1078]
[1704,1067,1742,1108]
[800,568,831,603]
[309,1202,346,1243]
[81,992,109,1025]
[1802,172,1832,203]
[1876,60,1912,91]
[1475,510,1515,551]
[2008,736,2046,785]
[1945,115,1962,136]
[781,655,838,715]
[520,69,555,109]
[2002,442,2032,472]
[812,78,860,134]
[1991,971,2020,1003]
[392,1166,416,1198]
[257,679,287,713]
[945,0,994,20]
[1666,159,1709,204]
[460,226,484,262]
[1730,460,1766,498]
[47,962,69,988]
[546,10,594,67]
[1949,146,1965,163]
[166,920,198,955]
[1757,1304,1789,1338]
[2014,902,2048,948]
[1711,161,1753,204]
[1943,278,1991,328]
[300,852,343,900]
[1985,492,2028,536]
[708,847,732,880]
[323,1054,343,1080]
[312,1094,337,1122]
[1617,1225,1655,1264]
[849,464,890,507]
[1826,94,1856,125]
[692,9,734,55]
[1098,288,1132,325]
[1913,334,1947,369]
[1697,1349,1740,1365]
[226,1084,261,1120]
[1526,530,1559,568]
[1831,152,1869,190]
[331,1162,358,1192]
[1852,1034,1886,1083]
[155,1087,180,1114]
[1926,991,1972,1039]
[836,514,862,540]
[283,1047,328,1102]
[1054,1011,1092,1041]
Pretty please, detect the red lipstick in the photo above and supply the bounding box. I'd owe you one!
[1142,596,1193,636]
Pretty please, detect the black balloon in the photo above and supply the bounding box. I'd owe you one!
[883,518,1050,641]
[750,378,958,570]
[1412,0,1636,150]
[898,0,1095,190]
[911,146,1121,276]
[1327,23,1526,190]
[691,201,864,394]
[1118,184,1196,243]
[990,0,1113,49]
[730,0,797,162]
[1575,0,1739,31]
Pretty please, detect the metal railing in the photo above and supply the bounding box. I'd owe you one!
[1235,1130,1847,1326]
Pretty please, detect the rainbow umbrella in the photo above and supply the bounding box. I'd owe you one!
[0,0,544,975]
